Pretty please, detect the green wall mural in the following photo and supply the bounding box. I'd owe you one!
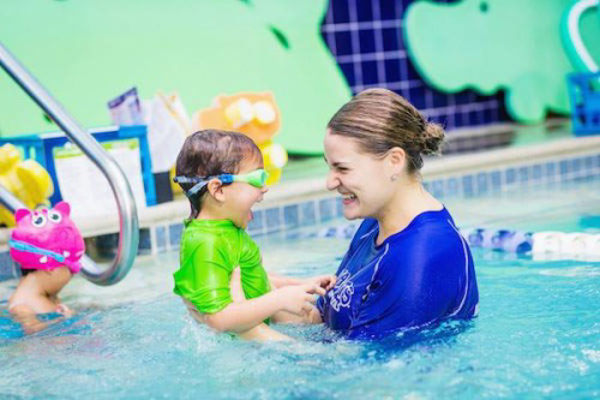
[0,0,351,154]
[404,0,600,124]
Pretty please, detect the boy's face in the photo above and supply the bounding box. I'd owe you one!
[222,156,268,229]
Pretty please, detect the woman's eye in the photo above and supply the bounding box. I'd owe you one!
[48,211,62,223]
[32,214,47,228]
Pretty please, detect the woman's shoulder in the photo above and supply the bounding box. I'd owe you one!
[384,208,467,260]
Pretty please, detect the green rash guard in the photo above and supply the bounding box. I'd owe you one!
[173,219,271,316]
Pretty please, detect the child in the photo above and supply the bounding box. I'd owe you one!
[8,202,85,333]
[172,130,335,341]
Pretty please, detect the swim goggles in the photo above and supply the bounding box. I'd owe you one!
[173,169,269,198]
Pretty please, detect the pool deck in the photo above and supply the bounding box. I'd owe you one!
[1,120,599,248]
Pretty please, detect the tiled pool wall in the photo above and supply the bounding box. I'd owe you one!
[1,151,599,281]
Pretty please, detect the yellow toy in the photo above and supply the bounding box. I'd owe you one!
[0,143,54,226]
[192,92,288,186]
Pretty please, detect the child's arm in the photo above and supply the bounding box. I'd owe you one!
[237,323,292,341]
[230,268,328,324]
[185,284,325,334]
[183,298,293,340]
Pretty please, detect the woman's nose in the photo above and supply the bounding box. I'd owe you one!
[326,171,339,191]
[261,186,269,194]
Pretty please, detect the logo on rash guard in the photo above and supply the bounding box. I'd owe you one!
[329,269,354,311]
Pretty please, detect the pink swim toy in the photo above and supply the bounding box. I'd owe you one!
[9,202,85,274]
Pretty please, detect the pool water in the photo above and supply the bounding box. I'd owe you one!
[0,179,599,399]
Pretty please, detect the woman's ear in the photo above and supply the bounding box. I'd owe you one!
[206,179,225,202]
[386,147,407,174]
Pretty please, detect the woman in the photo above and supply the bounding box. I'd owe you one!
[315,88,479,339]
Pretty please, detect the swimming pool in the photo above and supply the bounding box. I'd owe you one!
[1,178,598,399]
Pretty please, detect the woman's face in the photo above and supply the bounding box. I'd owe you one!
[324,131,396,221]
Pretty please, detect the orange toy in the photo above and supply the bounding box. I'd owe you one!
[192,92,288,185]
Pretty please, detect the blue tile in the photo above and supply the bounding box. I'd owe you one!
[265,207,281,232]
[595,154,600,169]
[138,228,151,253]
[423,181,431,192]
[283,205,299,229]
[517,166,529,184]
[156,226,167,250]
[247,210,264,233]
[545,162,557,178]
[583,155,594,171]
[321,0,508,131]
[319,198,336,222]
[559,159,570,176]
[335,197,344,217]
[476,173,488,195]
[300,201,316,227]
[0,251,16,281]
[431,180,444,198]
[572,157,582,174]
[95,233,118,258]
[169,223,184,246]
[445,177,460,197]
[531,164,543,181]
[505,168,517,185]
[490,170,502,191]
[462,175,474,197]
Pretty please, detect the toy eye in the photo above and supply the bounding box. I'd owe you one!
[48,210,62,223]
[32,214,47,228]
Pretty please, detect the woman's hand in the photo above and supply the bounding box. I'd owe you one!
[274,284,326,316]
[304,274,337,291]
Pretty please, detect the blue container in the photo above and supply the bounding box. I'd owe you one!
[0,125,156,206]
[567,71,600,136]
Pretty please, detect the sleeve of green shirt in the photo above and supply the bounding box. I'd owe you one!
[238,231,271,300]
[174,242,234,315]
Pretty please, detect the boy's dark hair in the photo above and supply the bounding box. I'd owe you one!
[175,130,262,218]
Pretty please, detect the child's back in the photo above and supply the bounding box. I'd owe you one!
[174,219,270,316]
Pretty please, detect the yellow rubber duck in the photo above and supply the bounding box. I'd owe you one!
[0,143,54,226]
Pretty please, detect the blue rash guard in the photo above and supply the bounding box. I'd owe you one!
[317,208,479,339]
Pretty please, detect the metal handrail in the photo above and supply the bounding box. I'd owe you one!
[0,43,139,286]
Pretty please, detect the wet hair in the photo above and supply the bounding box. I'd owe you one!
[175,129,262,218]
[327,88,445,175]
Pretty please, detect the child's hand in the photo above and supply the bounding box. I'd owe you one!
[55,303,73,317]
[275,284,325,316]
[305,275,337,291]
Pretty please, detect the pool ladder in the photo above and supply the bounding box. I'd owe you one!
[0,42,138,286]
